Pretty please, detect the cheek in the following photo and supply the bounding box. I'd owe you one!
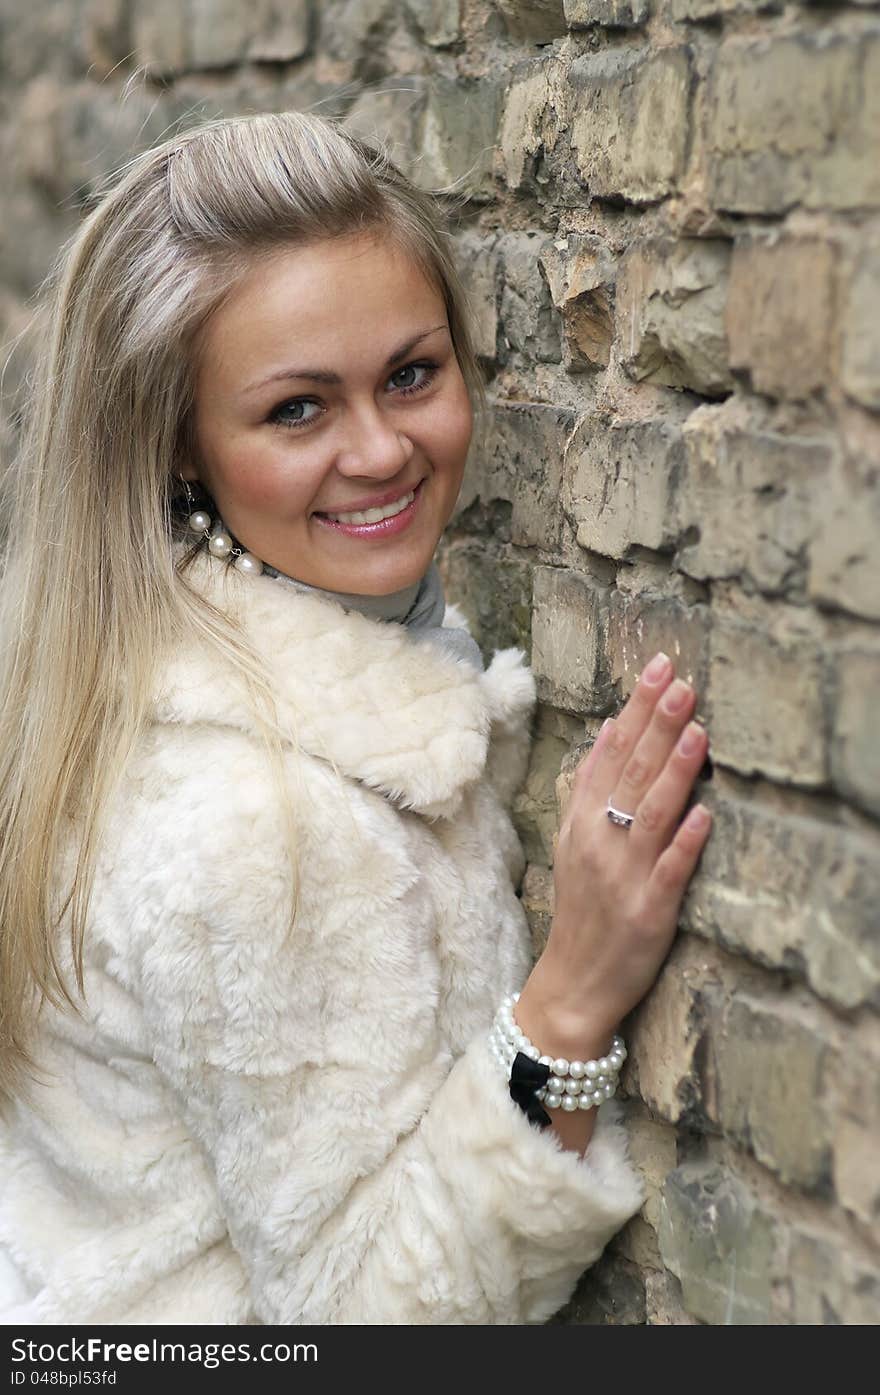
[209,435,321,516]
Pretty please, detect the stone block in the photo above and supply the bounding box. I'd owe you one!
[644,1268,700,1325]
[188,0,310,68]
[132,0,189,75]
[830,647,880,820]
[841,228,880,411]
[494,0,569,43]
[511,708,576,866]
[406,0,462,46]
[565,0,650,26]
[453,231,499,361]
[531,567,607,713]
[605,590,711,718]
[706,612,826,788]
[830,1029,880,1238]
[786,1229,880,1324]
[625,937,726,1125]
[499,61,551,191]
[551,1250,646,1325]
[708,996,833,1190]
[659,1162,778,1324]
[678,400,832,599]
[683,793,880,1012]
[498,233,561,364]
[726,237,835,401]
[564,415,685,561]
[621,1114,677,1237]
[417,76,502,198]
[618,239,734,398]
[672,0,781,15]
[809,445,880,623]
[570,47,692,204]
[706,32,880,214]
[436,538,532,656]
[519,863,554,956]
[343,78,427,182]
[454,402,574,552]
[44,80,174,206]
[539,234,616,372]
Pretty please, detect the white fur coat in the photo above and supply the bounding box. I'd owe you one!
[0,554,644,1325]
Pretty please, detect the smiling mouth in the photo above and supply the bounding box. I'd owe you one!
[316,485,417,525]
[312,478,426,537]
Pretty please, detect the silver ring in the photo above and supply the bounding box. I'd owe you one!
[606,797,635,830]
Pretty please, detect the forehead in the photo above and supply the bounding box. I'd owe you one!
[197,234,444,381]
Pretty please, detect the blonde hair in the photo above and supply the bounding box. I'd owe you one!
[0,110,487,1110]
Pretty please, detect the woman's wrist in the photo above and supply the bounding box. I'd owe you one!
[516,959,622,1064]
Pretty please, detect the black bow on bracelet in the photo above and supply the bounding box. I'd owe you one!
[509,1052,551,1128]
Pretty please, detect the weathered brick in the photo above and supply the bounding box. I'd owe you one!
[785,1228,880,1324]
[707,611,826,788]
[132,0,189,75]
[830,647,880,820]
[678,401,831,599]
[672,0,781,16]
[531,567,607,712]
[707,996,833,1190]
[552,1250,646,1325]
[565,0,650,26]
[406,0,462,46]
[625,937,725,1125]
[726,237,835,401]
[519,862,554,956]
[706,33,880,214]
[644,1268,700,1326]
[189,0,310,68]
[830,1026,880,1238]
[659,1163,778,1324]
[605,590,711,718]
[343,78,427,180]
[498,232,562,365]
[454,402,574,551]
[683,794,880,1012]
[809,444,880,623]
[417,75,502,198]
[494,0,568,43]
[841,228,880,411]
[511,706,580,865]
[570,47,691,203]
[454,231,499,361]
[618,239,734,398]
[539,234,615,372]
[436,537,532,655]
[564,415,685,560]
[499,61,551,191]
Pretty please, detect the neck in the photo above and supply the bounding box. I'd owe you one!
[261,562,445,629]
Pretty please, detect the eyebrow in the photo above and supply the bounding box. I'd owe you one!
[243,324,450,395]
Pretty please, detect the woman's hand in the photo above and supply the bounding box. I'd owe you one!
[518,650,712,1056]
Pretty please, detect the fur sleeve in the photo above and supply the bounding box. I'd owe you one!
[116,725,643,1326]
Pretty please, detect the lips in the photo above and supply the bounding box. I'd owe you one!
[313,479,424,520]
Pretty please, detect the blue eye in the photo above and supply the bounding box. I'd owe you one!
[269,360,439,432]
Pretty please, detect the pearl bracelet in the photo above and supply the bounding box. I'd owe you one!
[490,993,626,1116]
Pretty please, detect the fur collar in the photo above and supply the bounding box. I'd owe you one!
[153,552,536,820]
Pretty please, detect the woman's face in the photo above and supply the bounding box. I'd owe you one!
[185,232,474,595]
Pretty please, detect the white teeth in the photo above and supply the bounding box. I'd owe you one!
[325,488,415,525]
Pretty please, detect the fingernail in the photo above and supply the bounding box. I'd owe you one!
[678,721,703,756]
[601,717,614,734]
[643,651,670,684]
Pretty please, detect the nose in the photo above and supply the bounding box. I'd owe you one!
[334,399,414,480]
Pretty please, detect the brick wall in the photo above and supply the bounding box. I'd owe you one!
[2,0,878,1324]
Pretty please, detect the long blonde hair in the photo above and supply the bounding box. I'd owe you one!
[0,110,486,1110]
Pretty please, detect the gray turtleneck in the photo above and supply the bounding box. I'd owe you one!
[261,559,485,672]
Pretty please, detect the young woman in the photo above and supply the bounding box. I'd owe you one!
[0,112,712,1325]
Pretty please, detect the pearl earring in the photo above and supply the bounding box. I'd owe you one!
[179,478,264,577]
